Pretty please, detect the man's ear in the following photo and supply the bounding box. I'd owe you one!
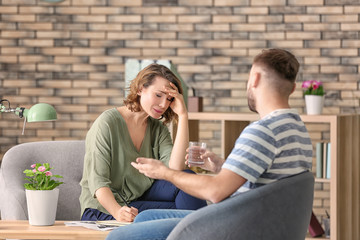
[290,82,296,94]
[252,72,261,88]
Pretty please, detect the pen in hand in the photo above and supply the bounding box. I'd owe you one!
[118,192,130,207]
[111,188,130,207]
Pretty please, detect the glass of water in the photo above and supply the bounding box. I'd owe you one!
[188,142,206,166]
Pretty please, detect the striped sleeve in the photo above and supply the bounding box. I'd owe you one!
[222,124,276,183]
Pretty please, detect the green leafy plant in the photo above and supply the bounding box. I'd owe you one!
[23,163,63,190]
[302,80,325,96]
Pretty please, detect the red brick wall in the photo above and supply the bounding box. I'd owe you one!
[1,0,359,222]
[1,0,359,154]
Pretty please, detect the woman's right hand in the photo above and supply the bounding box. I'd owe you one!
[114,206,138,222]
[95,187,139,222]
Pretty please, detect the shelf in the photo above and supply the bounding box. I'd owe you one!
[315,178,330,183]
[306,233,328,240]
[187,113,360,240]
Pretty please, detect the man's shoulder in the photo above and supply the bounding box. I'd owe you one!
[258,109,302,127]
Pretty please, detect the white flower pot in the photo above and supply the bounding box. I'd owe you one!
[305,95,324,115]
[25,188,59,226]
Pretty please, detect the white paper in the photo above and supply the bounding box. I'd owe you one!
[65,220,131,231]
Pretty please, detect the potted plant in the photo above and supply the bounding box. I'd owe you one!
[302,80,325,115]
[23,163,63,226]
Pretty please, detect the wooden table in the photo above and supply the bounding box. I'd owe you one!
[0,220,109,240]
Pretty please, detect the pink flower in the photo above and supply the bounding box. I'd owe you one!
[301,80,312,89]
[38,166,46,172]
[24,163,64,191]
[302,80,324,96]
[312,80,322,90]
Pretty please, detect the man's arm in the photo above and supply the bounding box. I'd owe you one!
[132,158,247,203]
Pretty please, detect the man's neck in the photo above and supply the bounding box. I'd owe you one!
[257,102,291,119]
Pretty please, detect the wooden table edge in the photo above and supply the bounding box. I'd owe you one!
[0,220,109,240]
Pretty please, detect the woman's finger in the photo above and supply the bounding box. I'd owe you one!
[169,82,178,91]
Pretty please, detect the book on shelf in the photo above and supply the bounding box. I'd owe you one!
[326,143,331,178]
[316,142,323,178]
[308,211,325,237]
[323,142,327,178]
[315,142,331,179]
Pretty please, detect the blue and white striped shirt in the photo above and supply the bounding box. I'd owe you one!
[222,109,312,196]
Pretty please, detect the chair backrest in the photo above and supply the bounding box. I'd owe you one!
[0,140,85,221]
[167,171,314,240]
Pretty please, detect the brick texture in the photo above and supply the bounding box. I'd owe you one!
[1,0,359,221]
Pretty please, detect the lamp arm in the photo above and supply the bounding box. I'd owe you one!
[15,107,26,118]
[1,107,26,118]
[1,99,56,122]
[0,100,26,118]
[0,99,10,113]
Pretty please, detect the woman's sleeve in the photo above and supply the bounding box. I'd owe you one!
[155,124,173,167]
[84,119,113,198]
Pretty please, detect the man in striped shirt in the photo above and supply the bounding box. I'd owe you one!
[224,108,312,196]
[106,48,313,240]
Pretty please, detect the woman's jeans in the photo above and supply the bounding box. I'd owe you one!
[106,209,194,240]
[81,170,207,221]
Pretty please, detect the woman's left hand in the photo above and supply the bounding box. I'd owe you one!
[164,82,187,117]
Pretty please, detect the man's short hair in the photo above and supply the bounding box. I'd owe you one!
[253,49,299,83]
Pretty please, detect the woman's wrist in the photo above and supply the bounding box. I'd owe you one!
[177,112,188,121]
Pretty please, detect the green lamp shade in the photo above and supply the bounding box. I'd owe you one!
[25,103,57,122]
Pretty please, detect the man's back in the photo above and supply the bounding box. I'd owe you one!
[223,109,312,195]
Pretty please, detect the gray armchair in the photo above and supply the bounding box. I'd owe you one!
[0,140,85,221]
[167,171,314,240]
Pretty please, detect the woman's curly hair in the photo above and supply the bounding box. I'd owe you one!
[123,63,183,125]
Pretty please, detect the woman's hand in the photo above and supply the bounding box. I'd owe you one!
[113,206,138,222]
[185,150,225,174]
[164,82,187,117]
[164,82,189,170]
[95,187,138,223]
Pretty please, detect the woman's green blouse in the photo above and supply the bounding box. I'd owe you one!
[79,108,173,216]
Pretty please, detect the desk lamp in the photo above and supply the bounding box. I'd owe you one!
[0,99,57,134]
